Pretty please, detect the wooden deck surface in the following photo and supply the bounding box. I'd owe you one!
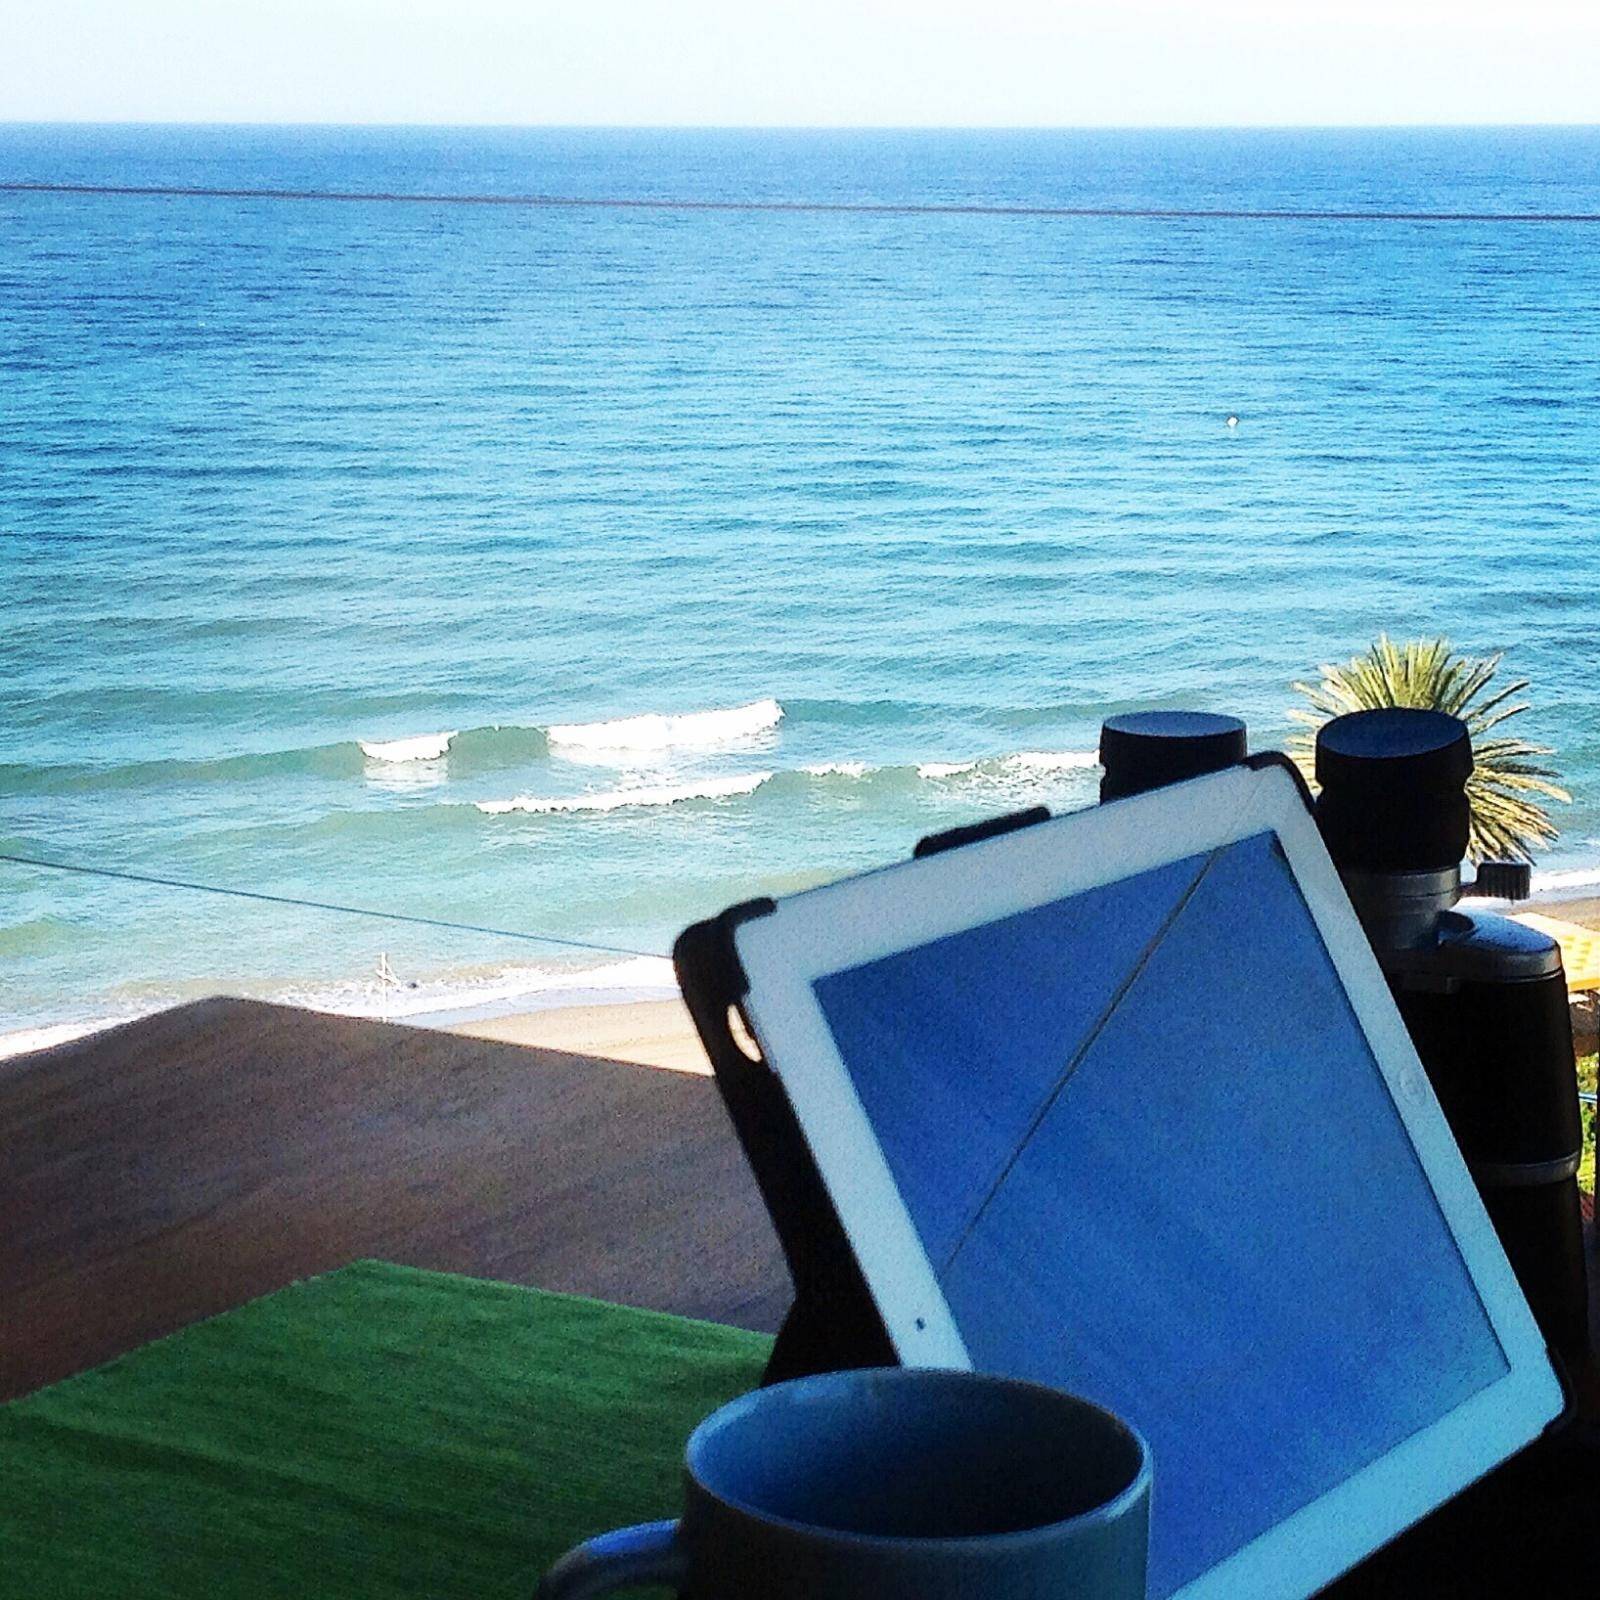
[0,997,789,1401]
[4,995,1597,1595]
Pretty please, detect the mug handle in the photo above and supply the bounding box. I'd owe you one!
[536,1519,688,1598]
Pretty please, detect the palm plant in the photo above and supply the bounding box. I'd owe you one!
[1288,635,1569,863]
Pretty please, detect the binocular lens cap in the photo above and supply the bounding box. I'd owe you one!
[1314,708,1474,791]
[1314,709,1473,872]
[1099,711,1248,802]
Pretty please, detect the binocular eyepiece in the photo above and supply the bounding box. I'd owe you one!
[1098,710,1248,802]
[1314,707,1472,873]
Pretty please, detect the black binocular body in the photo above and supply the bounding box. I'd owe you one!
[1101,708,1593,1392]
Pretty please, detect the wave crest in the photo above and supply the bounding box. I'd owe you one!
[359,731,458,762]
[547,698,783,755]
[474,748,1100,819]
[919,749,1100,781]
[476,772,773,815]
[7,699,782,795]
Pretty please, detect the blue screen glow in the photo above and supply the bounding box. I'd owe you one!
[813,831,1507,1598]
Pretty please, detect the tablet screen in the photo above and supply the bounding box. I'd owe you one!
[811,829,1509,1600]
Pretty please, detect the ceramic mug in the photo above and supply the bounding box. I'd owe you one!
[536,1366,1150,1598]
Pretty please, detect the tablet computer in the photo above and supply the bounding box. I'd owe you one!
[728,758,1563,1600]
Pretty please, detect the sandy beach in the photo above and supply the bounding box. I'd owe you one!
[437,891,1600,1074]
[446,997,712,1074]
[4,891,1596,1074]
[1539,896,1600,930]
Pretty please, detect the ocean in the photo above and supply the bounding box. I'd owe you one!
[3,125,1599,1051]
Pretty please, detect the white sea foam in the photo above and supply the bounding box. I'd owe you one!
[281,954,679,1024]
[0,956,682,1064]
[919,750,1099,781]
[359,731,458,762]
[476,747,1100,815]
[476,772,772,815]
[1531,867,1600,896]
[1006,750,1102,773]
[547,698,782,755]
[0,1016,132,1062]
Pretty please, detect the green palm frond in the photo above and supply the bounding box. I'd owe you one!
[1287,634,1569,864]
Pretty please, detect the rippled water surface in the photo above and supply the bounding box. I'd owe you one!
[3,127,1599,1041]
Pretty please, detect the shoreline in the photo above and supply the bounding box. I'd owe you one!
[440,891,1600,1074]
[5,888,1600,1071]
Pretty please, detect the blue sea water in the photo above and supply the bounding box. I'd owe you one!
[3,126,1599,1045]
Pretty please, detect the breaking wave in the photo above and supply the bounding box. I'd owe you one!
[3,698,785,793]
[546,698,783,755]
[359,730,458,762]
[916,750,1101,780]
[477,773,774,815]
[473,748,1101,818]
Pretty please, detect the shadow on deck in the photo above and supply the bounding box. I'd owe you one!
[1,997,789,1401]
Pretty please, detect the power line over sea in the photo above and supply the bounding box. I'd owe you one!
[0,852,663,961]
[5,181,1600,223]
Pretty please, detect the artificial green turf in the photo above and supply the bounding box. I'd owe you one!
[0,1261,772,1599]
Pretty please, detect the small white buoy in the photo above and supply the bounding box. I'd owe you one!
[1226,414,1239,428]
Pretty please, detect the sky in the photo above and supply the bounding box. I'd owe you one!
[2,0,1598,127]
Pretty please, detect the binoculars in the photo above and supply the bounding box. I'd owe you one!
[1101,709,1594,1399]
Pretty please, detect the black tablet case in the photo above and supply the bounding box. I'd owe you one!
[671,803,1051,1383]
[672,759,1304,1381]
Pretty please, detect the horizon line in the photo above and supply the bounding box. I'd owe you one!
[4,119,1600,133]
[5,181,1599,225]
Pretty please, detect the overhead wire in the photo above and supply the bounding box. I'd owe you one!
[0,851,665,961]
[5,181,1600,224]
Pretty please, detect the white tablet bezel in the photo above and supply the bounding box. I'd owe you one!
[732,760,1563,1600]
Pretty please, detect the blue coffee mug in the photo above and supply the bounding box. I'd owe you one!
[537,1366,1150,1598]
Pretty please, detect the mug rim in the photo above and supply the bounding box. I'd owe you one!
[684,1366,1152,1553]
